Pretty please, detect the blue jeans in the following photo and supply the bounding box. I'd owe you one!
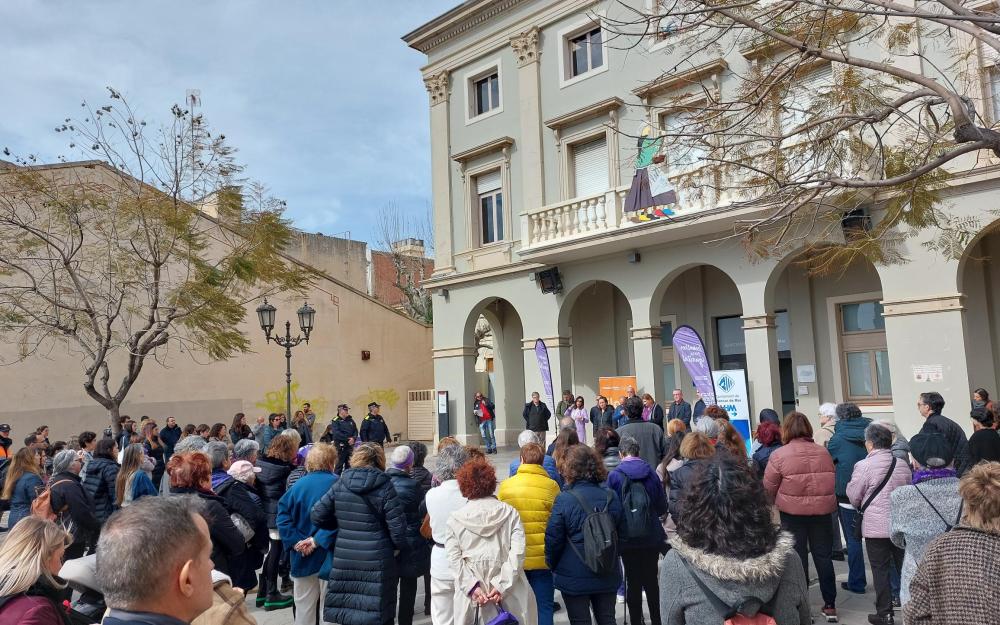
[478,419,496,451]
[525,569,554,625]
[838,506,867,592]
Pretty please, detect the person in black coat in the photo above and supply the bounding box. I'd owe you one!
[385,446,431,625]
[311,442,407,625]
[665,389,693,429]
[216,460,270,591]
[667,432,716,523]
[523,392,552,434]
[325,404,359,474]
[360,403,392,447]
[254,434,298,610]
[48,450,100,560]
[81,438,120,526]
[590,396,616,432]
[159,416,182,462]
[165,451,245,579]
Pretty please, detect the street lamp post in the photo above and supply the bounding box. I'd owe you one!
[256,298,316,421]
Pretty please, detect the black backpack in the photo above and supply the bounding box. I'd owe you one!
[619,474,652,541]
[567,488,618,575]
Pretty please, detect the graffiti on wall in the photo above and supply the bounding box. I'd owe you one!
[353,388,400,411]
[255,382,330,421]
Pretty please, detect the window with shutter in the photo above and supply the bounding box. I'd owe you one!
[782,65,833,133]
[661,111,708,173]
[571,137,609,198]
[985,44,1000,122]
[475,170,504,245]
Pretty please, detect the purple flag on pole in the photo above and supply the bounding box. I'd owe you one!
[671,325,716,406]
[534,339,555,410]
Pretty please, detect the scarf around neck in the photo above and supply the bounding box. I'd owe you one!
[913,467,956,484]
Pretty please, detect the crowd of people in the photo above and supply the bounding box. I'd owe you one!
[0,387,997,625]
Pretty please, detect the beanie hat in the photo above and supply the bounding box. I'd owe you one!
[909,430,954,468]
[389,445,414,470]
[228,460,262,483]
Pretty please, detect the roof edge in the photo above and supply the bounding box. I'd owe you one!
[402,0,527,54]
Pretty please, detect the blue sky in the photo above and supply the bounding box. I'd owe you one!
[0,1,456,246]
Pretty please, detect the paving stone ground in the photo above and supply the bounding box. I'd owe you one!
[251,446,886,625]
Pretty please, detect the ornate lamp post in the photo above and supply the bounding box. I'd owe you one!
[256,298,316,421]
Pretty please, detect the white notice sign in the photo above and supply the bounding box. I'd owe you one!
[912,365,943,383]
[713,369,752,455]
[796,364,817,383]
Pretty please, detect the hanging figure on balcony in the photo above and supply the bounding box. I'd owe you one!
[623,125,677,223]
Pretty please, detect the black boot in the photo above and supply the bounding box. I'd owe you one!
[867,614,894,625]
[265,592,294,611]
[255,574,267,608]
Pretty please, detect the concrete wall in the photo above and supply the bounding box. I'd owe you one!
[284,232,369,294]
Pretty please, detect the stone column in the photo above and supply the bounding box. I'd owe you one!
[424,71,455,276]
[742,314,783,420]
[522,336,572,445]
[432,345,478,445]
[510,27,545,212]
[631,325,665,403]
[881,295,971,435]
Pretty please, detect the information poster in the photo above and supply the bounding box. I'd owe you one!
[599,376,638,403]
[712,369,752,455]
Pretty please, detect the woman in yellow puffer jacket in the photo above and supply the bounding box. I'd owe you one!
[497,442,561,625]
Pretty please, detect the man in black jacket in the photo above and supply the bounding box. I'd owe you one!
[326,403,358,473]
[159,416,182,462]
[665,389,693,429]
[49,449,100,560]
[917,391,971,475]
[360,402,391,447]
[589,396,615,431]
[523,392,552,437]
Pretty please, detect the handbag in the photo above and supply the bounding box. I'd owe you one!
[853,456,897,540]
[420,512,433,540]
[474,603,519,625]
[230,513,255,542]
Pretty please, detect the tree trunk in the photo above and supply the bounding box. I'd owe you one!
[109,403,122,436]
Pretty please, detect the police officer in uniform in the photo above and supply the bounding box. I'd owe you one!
[359,401,391,447]
[324,403,357,474]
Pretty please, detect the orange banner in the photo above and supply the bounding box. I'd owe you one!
[599,376,637,402]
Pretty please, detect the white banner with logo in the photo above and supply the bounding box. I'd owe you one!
[712,369,752,455]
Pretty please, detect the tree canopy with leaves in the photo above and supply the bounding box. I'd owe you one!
[605,0,1000,269]
[0,88,311,429]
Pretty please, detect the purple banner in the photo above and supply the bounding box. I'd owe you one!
[534,338,555,410]
[671,325,716,406]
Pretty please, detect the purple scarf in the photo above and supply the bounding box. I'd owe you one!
[642,404,652,422]
[913,467,956,484]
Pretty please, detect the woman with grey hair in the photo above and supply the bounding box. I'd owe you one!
[693,415,720,439]
[425,444,470,625]
[48,449,100,559]
[814,402,838,447]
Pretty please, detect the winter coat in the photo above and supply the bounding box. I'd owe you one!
[667,458,706,522]
[0,582,71,625]
[544,481,625,595]
[497,463,560,570]
[446,497,538,625]
[215,477,268,590]
[666,400,692,429]
[256,424,282,450]
[359,414,391,446]
[813,423,835,448]
[472,397,496,426]
[846,448,912,538]
[590,405,616,431]
[826,416,872,498]
[311,466,407,625]
[386,468,431,578]
[522,401,551,432]
[294,421,313,446]
[661,532,811,625]
[190,575,257,625]
[49,472,100,548]
[751,442,782,477]
[6,472,43,530]
[509,455,563,487]
[607,457,668,550]
[160,425,182,459]
[81,456,119,524]
[121,470,158,506]
[411,465,432,494]
[255,455,293,529]
[903,526,1000,625]
[602,447,621,472]
[325,416,358,446]
[968,427,1000,466]
[277,470,339,578]
[169,487,246,577]
[762,438,836,516]
[890,477,962,605]
[920,413,971,475]
[143,441,165,487]
[645,403,666,428]
[426,479,470,581]
[616,419,668,471]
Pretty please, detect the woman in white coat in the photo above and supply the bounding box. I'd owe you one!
[445,458,537,625]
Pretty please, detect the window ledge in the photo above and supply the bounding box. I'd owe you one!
[466,106,503,126]
[559,63,609,90]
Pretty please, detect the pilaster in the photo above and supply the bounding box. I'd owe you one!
[742,314,783,421]
[425,71,455,276]
[510,27,545,213]
[631,325,665,403]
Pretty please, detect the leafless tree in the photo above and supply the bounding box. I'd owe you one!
[374,202,434,323]
[0,88,310,431]
[602,0,1000,269]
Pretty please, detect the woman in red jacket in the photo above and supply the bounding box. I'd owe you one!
[0,516,73,625]
[763,411,839,623]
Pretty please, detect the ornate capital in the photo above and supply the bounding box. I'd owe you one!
[423,71,450,107]
[510,27,541,67]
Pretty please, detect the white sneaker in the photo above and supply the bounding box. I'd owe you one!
[616,594,625,604]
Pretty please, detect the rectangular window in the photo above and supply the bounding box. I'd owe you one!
[475,170,504,245]
[571,136,609,197]
[474,73,500,116]
[990,66,1000,123]
[661,110,709,173]
[838,299,891,402]
[569,27,603,77]
[781,65,833,133]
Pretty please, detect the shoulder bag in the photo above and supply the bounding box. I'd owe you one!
[853,456,896,540]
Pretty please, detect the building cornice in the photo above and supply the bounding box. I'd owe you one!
[544,97,624,130]
[423,260,544,290]
[452,137,515,163]
[403,0,529,54]
[632,59,729,100]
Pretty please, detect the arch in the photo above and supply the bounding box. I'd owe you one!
[647,260,744,330]
[958,221,1000,399]
[557,277,636,337]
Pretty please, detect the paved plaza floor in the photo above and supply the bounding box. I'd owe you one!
[250,446,887,625]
